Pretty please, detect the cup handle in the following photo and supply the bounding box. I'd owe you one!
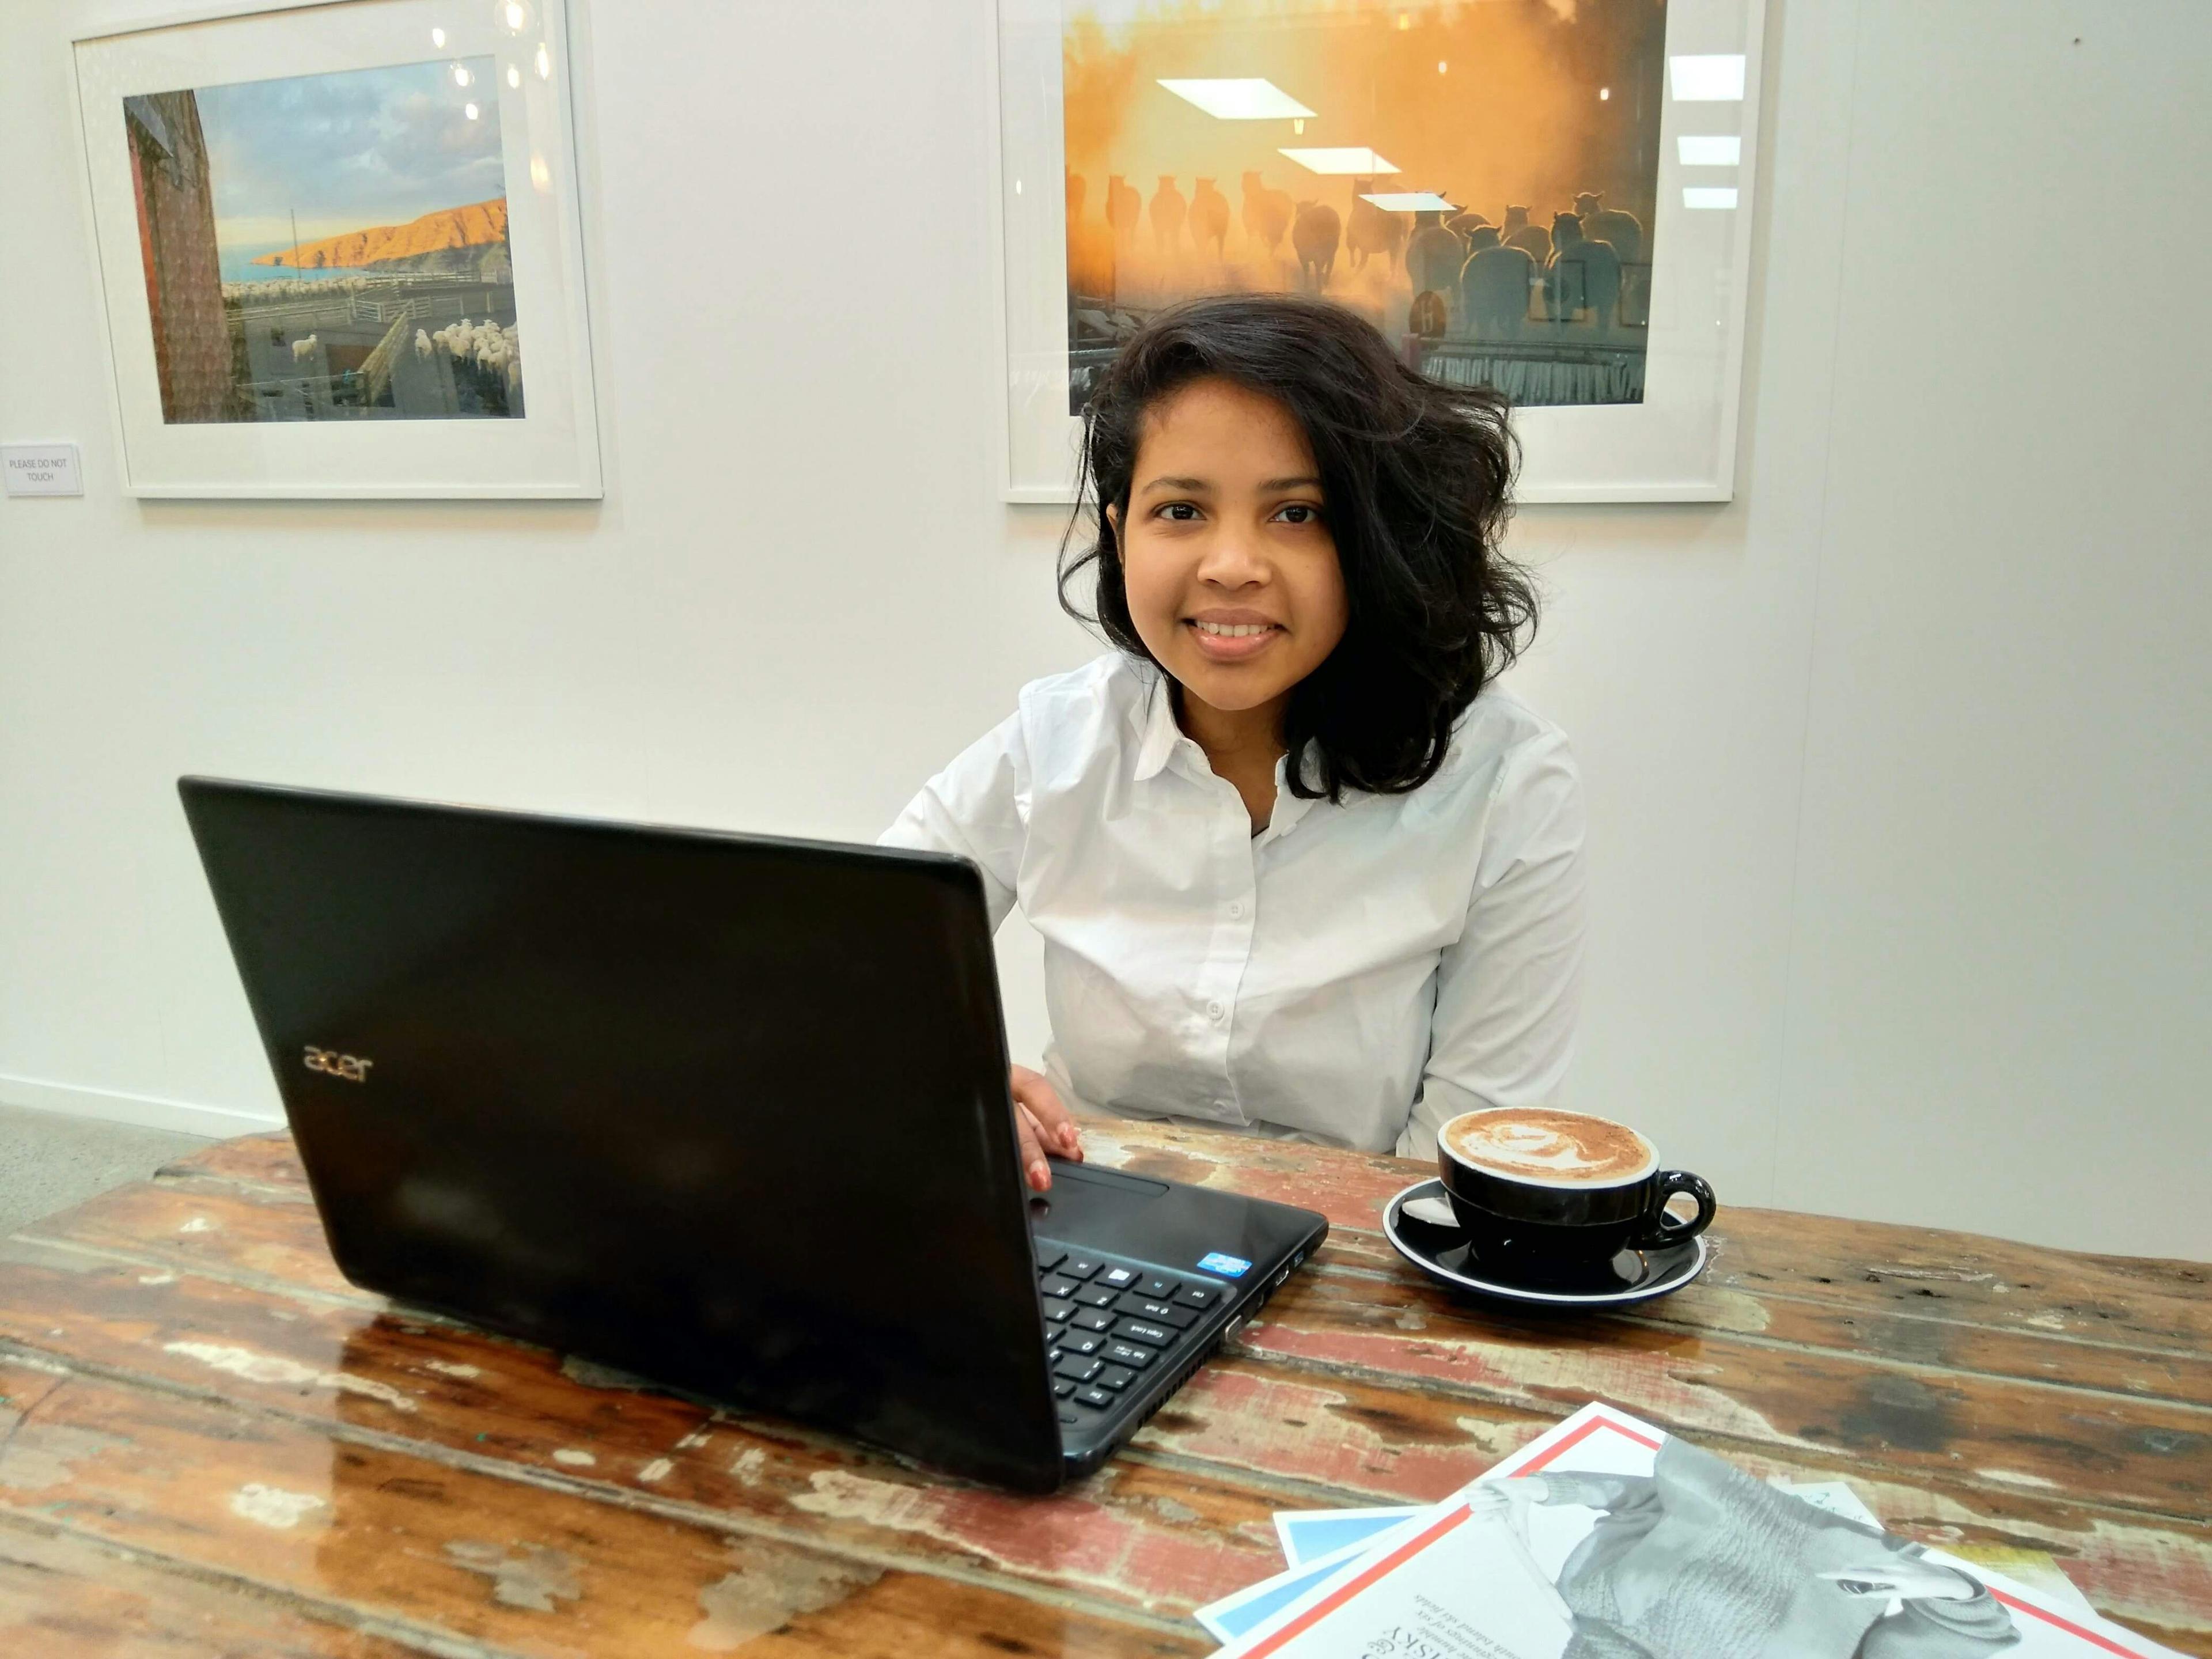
[1633,1171,1716,1248]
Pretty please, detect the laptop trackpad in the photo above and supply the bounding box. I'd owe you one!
[1027,1161,1168,1250]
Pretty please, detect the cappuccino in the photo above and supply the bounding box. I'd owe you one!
[1441,1108,1656,1188]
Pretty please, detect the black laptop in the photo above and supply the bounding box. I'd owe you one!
[177,777,1327,1491]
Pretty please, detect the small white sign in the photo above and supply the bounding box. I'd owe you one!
[2,443,84,497]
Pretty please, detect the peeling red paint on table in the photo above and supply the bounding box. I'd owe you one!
[0,1121,2204,1656]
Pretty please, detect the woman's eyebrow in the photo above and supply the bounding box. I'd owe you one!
[1138,474,1213,495]
[1262,475,1324,492]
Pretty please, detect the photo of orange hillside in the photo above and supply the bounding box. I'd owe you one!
[125,55,523,425]
[252,198,509,272]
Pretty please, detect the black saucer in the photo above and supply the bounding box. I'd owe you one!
[1382,1179,1707,1308]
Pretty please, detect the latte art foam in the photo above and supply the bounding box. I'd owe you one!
[1442,1108,1656,1187]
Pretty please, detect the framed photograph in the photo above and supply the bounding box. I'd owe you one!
[990,0,1767,504]
[69,0,601,498]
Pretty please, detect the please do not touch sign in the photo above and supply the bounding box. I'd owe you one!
[2,443,84,496]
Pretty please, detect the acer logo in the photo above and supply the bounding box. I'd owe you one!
[304,1046,373,1082]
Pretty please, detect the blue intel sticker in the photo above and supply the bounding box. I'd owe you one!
[1196,1251,1252,1278]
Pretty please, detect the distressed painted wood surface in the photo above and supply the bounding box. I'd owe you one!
[1,1123,2205,1657]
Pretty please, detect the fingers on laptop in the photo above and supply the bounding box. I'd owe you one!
[1014,1101,1053,1191]
[1010,1065,1082,1191]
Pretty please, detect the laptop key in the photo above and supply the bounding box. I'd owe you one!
[1075,1385,1115,1409]
[1115,1319,1177,1349]
[1103,1342,1154,1370]
[1052,1378,1077,1398]
[1035,1248,1067,1274]
[1138,1275,1179,1300]
[1071,1309,1116,1332]
[1061,1331,1104,1357]
[1058,1411,1080,1426]
[1096,1364,1135,1391]
[1175,1285,1218,1309]
[1039,1275,1078,1300]
[1098,1266,1141,1290]
[1054,1354,1104,1384]
[1041,1296,1075,1323]
[1060,1255,1104,1281]
[1116,1294,1195,1328]
[1074,1287,1118,1309]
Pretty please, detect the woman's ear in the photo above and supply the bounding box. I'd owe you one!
[1104,501,1121,542]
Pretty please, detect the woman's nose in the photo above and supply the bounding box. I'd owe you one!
[1195,528,1269,586]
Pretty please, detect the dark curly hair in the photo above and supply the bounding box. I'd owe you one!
[1059,291,1536,802]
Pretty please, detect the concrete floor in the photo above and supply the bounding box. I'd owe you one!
[0,1101,217,1237]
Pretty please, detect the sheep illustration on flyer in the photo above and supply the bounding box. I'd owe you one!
[1210,1404,2180,1659]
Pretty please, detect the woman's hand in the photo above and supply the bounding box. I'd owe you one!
[1012,1064,1083,1192]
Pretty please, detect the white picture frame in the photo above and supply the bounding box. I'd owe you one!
[988,0,1767,506]
[69,0,601,499]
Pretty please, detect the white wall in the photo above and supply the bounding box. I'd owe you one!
[2,0,2205,1257]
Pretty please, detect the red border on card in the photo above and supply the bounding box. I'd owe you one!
[1238,1413,2155,1659]
[1989,1590,2153,1657]
[1240,1503,1475,1657]
[1516,1413,1663,1471]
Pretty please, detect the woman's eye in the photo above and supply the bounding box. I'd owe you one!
[1274,502,1323,525]
[1156,502,1202,521]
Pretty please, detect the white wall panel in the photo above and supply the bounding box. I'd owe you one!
[2,0,2204,1254]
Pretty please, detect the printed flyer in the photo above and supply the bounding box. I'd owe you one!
[1209,1403,2176,1659]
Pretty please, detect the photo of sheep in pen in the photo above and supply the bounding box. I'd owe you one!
[123,56,524,425]
[1063,0,1666,414]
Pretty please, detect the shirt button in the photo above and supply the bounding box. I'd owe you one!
[1207,1000,1225,1021]
[1228,901,1245,919]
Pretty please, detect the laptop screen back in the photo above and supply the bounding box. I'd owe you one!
[179,778,1066,1490]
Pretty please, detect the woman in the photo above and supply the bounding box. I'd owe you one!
[884,293,1586,1190]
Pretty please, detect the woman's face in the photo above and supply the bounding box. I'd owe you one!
[1111,377,1348,725]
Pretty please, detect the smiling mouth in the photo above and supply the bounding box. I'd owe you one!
[1183,618,1284,661]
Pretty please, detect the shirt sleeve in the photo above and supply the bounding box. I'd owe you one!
[1398,730,1589,1160]
[878,708,1029,933]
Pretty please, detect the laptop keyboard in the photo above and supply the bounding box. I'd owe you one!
[1035,1240,1224,1426]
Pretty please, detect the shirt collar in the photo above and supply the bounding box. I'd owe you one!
[1132,668,1328,835]
[1260,750,1322,843]
[1130,667,1184,782]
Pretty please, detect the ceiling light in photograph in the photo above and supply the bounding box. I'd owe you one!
[1677,134,1742,166]
[1669,54,1745,101]
[1157,78,1315,120]
[1359,192,1457,213]
[1683,186,1740,210]
[1279,147,1400,175]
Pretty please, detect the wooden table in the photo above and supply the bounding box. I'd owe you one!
[0,1119,2205,1657]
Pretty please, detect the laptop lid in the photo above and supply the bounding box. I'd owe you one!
[179,777,1067,1490]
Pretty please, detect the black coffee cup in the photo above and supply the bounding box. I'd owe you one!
[1437,1107,1716,1289]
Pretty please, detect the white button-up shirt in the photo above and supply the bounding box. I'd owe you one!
[882,653,1586,1159]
